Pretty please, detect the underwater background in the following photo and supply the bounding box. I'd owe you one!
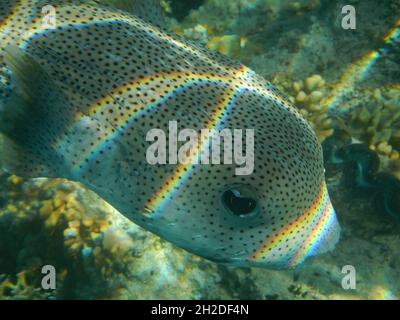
[0,0,399,299]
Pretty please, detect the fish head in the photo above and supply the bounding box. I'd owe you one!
[135,72,341,270]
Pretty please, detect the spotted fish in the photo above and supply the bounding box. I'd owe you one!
[0,0,340,269]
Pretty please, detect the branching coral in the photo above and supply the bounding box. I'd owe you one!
[0,174,138,299]
[0,172,220,300]
[276,74,334,142]
[335,87,400,177]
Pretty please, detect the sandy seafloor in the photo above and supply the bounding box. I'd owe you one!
[0,0,399,299]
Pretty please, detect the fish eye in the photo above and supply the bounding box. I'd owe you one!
[221,185,259,218]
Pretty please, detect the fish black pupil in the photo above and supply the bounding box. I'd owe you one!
[222,190,257,216]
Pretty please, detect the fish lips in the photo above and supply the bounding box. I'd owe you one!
[242,184,341,270]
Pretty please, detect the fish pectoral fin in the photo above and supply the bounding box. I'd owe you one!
[96,0,166,28]
[0,46,70,179]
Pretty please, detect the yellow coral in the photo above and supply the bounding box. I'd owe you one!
[207,35,242,58]
[278,74,334,142]
[336,87,400,175]
[0,176,138,299]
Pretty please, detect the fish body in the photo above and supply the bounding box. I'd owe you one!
[0,0,340,269]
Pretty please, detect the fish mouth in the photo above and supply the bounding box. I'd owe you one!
[284,183,341,268]
[246,181,341,270]
[311,208,341,256]
[286,183,341,267]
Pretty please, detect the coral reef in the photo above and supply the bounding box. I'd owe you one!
[334,87,400,177]
[0,173,219,299]
[323,140,400,222]
[182,24,210,45]
[170,0,269,60]
[0,174,133,299]
[173,0,399,85]
[336,88,400,158]
[275,73,334,142]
